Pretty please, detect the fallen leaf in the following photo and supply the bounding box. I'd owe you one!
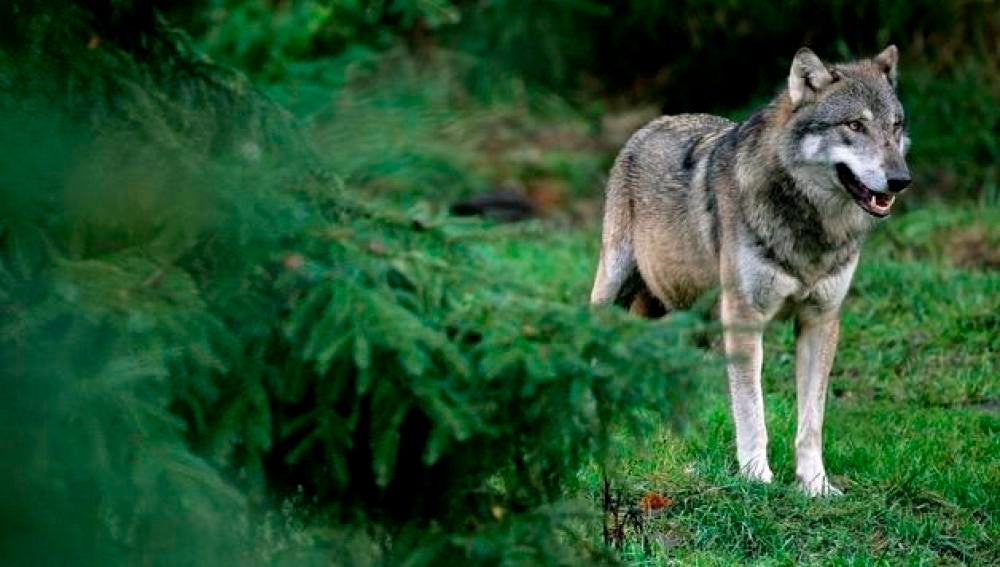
[638,491,673,512]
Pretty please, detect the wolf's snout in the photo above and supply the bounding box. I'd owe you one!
[886,173,912,193]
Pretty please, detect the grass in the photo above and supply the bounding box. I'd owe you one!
[472,206,999,565]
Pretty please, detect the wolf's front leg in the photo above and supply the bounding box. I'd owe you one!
[722,293,772,483]
[794,313,842,497]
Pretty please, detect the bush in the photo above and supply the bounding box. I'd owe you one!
[0,4,707,564]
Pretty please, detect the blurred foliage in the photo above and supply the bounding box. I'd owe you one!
[0,1,707,564]
[189,0,460,81]
[170,0,997,200]
[184,0,997,101]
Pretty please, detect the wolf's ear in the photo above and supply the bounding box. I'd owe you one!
[873,44,899,87]
[789,48,835,106]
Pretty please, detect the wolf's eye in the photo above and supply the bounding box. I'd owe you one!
[847,120,865,132]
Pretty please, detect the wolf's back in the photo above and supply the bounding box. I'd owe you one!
[609,113,735,203]
[596,113,736,308]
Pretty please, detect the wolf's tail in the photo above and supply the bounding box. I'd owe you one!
[590,151,641,306]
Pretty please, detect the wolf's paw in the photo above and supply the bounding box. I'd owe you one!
[739,460,774,484]
[798,475,843,497]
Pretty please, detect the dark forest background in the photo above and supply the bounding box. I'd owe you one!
[1,1,996,565]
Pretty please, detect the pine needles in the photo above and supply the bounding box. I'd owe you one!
[0,3,707,564]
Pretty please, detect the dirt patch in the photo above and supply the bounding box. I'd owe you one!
[947,226,1000,270]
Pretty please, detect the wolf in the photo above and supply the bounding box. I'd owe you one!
[590,46,911,496]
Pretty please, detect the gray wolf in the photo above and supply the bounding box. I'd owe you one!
[590,46,911,496]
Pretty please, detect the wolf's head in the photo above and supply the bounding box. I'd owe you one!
[780,46,910,218]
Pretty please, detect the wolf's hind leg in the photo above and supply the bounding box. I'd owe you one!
[629,288,668,318]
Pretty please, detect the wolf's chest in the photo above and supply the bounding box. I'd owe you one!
[735,239,860,317]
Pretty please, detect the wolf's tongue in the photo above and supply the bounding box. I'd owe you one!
[868,193,894,211]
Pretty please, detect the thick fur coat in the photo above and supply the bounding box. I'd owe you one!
[591,46,911,496]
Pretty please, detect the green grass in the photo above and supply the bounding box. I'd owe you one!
[473,206,999,565]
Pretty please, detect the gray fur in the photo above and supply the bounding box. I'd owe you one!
[591,46,912,496]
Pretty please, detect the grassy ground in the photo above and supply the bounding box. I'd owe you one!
[475,206,999,565]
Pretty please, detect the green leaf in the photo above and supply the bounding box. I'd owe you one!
[422,422,451,467]
[371,389,410,488]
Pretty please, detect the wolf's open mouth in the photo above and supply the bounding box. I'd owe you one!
[835,163,894,217]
